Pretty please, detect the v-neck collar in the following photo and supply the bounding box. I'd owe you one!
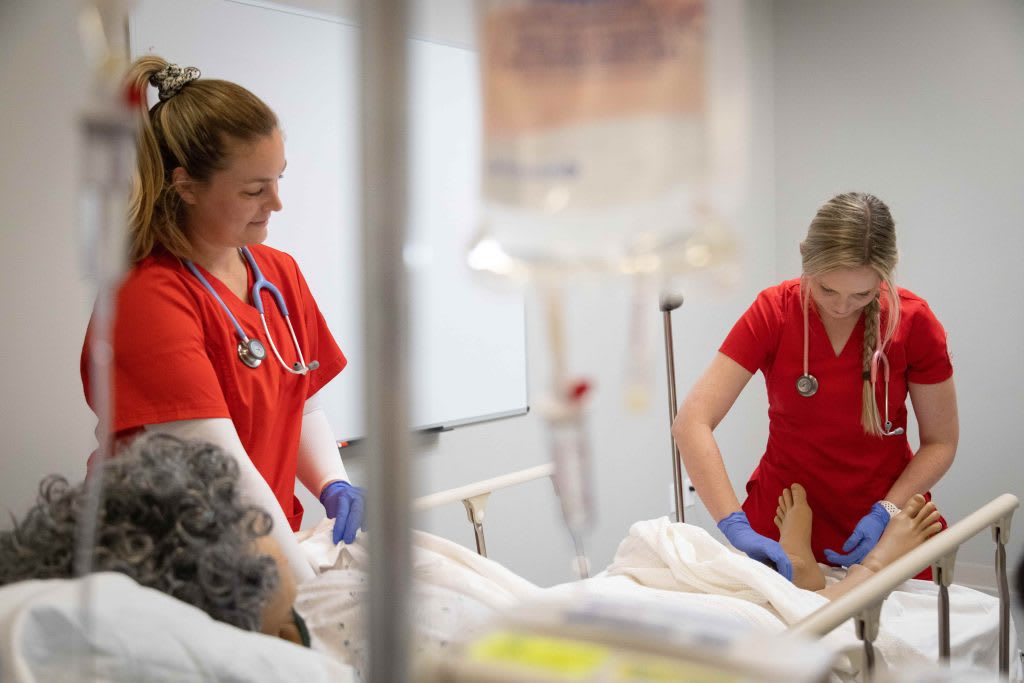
[809,302,864,359]
[185,253,257,313]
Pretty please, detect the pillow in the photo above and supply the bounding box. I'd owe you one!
[0,572,354,682]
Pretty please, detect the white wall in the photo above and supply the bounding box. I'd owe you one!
[3,0,1017,613]
[0,2,97,520]
[295,0,779,587]
[773,0,1024,598]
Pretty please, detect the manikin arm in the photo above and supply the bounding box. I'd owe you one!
[145,419,316,583]
[295,393,350,496]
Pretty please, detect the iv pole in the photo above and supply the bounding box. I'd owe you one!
[362,1,413,681]
[660,293,685,523]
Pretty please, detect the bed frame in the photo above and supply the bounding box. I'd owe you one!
[789,492,1019,678]
[413,463,555,557]
[415,466,1019,678]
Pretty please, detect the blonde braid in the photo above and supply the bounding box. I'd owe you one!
[800,191,900,437]
[860,296,883,435]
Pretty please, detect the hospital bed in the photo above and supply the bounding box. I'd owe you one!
[295,466,1020,682]
[0,466,1017,682]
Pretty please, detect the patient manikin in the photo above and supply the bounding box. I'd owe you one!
[0,433,309,646]
[774,483,943,599]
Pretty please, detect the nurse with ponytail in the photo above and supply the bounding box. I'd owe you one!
[672,192,958,579]
[81,57,364,583]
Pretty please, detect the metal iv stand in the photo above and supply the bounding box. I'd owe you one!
[362,1,413,682]
[660,293,686,523]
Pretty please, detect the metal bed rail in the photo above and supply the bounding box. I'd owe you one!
[413,464,555,557]
[788,493,1019,678]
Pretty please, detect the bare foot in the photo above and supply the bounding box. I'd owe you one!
[774,484,826,590]
[860,494,942,573]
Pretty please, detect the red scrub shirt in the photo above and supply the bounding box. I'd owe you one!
[81,244,347,530]
[721,279,953,565]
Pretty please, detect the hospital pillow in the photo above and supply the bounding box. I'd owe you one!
[0,572,354,683]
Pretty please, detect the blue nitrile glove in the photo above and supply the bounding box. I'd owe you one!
[824,502,889,567]
[319,481,366,545]
[717,511,793,581]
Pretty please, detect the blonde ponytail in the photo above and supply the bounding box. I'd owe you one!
[123,55,278,264]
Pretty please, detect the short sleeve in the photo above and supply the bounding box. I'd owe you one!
[905,301,953,385]
[287,258,347,399]
[719,286,784,374]
[83,272,231,433]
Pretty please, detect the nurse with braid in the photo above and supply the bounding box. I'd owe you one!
[673,192,958,580]
[80,57,363,583]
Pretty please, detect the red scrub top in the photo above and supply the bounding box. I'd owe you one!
[721,279,953,565]
[81,244,347,530]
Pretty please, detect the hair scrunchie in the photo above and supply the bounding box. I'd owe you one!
[150,63,201,101]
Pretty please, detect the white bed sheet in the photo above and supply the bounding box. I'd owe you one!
[296,518,1022,682]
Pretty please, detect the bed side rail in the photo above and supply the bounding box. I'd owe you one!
[412,464,555,557]
[788,493,1019,676]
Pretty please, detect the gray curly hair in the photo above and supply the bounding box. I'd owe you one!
[0,433,279,632]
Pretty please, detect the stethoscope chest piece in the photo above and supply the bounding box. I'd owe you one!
[184,248,319,375]
[238,338,267,369]
[796,373,818,398]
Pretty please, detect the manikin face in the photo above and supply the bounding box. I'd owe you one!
[808,266,882,321]
[176,129,287,253]
[254,534,301,643]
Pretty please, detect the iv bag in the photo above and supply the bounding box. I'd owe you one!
[470,0,734,279]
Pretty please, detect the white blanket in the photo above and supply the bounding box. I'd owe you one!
[297,518,1021,682]
[296,523,537,679]
[604,518,1020,680]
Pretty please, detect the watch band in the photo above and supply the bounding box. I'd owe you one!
[879,500,901,519]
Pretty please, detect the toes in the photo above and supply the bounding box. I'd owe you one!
[902,494,927,517]
[774,514,783,529]
[916,506,940,530]
[924,521,943,538]
[783,487,794,511]
[791,483,807,503]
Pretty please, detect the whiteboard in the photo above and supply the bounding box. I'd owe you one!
[130,0,528,441]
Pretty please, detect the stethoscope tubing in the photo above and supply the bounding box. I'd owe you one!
[183,258,251,344]
[183,247,317,374]
[798,285,902,436]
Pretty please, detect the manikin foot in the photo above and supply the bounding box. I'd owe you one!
[774,483,826,590]
[860,494,942,574]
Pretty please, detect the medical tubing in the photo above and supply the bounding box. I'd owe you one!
[183,259,251,343]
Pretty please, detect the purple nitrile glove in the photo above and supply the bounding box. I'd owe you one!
[717,511,793,582]
[824,502,889,567]
[319,480,366,545]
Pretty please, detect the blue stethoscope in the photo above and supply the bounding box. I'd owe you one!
[183,247,319,374]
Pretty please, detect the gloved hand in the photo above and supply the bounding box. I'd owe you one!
[824,502,889,566]
[319,480,366,545]
[717,511,793,581]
